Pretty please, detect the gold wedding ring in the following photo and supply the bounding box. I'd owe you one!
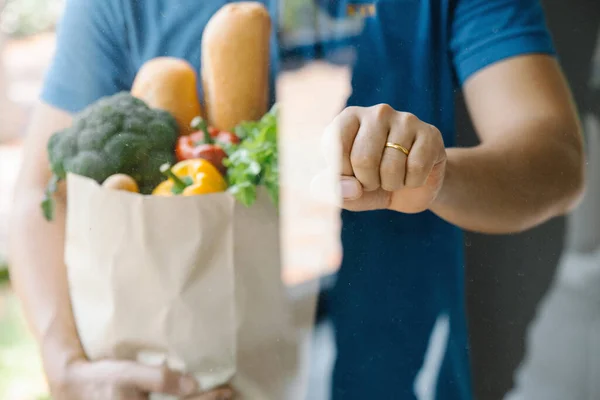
[385,142,410,156]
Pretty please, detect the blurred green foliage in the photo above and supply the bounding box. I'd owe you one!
[0,256,8,284]
[281,0,319,33]
[1,0,64,38]
[0,284,49,399]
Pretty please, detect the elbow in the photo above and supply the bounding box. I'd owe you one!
[506,165,583,234]
[552,128,586,216]
[7,188,64,266]
[558,160,585,215]
[512,123,585,232]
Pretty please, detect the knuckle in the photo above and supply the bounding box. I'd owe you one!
[372,103,395,120]
[341,106,361,118]
[399,112,418,127]
[428,123,442,136]
[423,125,440,142]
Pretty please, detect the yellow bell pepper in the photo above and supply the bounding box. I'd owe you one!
[152,158,227,196]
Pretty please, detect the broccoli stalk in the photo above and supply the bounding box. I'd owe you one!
[42,92,179,221]
[41,175,60,221]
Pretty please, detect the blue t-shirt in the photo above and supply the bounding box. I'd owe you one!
[41,0,555,399]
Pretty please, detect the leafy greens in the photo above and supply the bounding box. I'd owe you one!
[224,104,279,207]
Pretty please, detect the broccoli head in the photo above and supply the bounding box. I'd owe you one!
[42,91,179,220]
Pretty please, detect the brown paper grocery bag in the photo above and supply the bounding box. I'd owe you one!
[65,173,305,400]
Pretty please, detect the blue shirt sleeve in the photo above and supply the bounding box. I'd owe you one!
[40,0,132,113]
[450,0,556,86]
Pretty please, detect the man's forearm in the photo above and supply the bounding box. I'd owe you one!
[8,190,85,381]
[429,137,584,234]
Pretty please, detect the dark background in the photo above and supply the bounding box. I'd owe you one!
[461,1,600,398]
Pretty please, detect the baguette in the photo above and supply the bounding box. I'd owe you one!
[201,2,271,131]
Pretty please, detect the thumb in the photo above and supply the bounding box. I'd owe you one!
[340,176,363,201]
[118,361,199,397]
[310,172,365,206]
[341,177,391,211]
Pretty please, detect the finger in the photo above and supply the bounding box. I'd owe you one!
[117,362,199,397]
[404,126,439,188]
[322,107,360,176]
[379,119,417,192]
[186,386,235,400]
[350,109,390,191]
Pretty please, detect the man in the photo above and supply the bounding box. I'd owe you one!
[8,0,584,399]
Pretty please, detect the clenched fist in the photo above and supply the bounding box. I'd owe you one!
[323,104,447,213]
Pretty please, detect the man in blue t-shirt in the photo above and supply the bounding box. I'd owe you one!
[8,0,584,399]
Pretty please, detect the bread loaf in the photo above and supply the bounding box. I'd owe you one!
[201,2,271,131]
[131,57,203,134]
